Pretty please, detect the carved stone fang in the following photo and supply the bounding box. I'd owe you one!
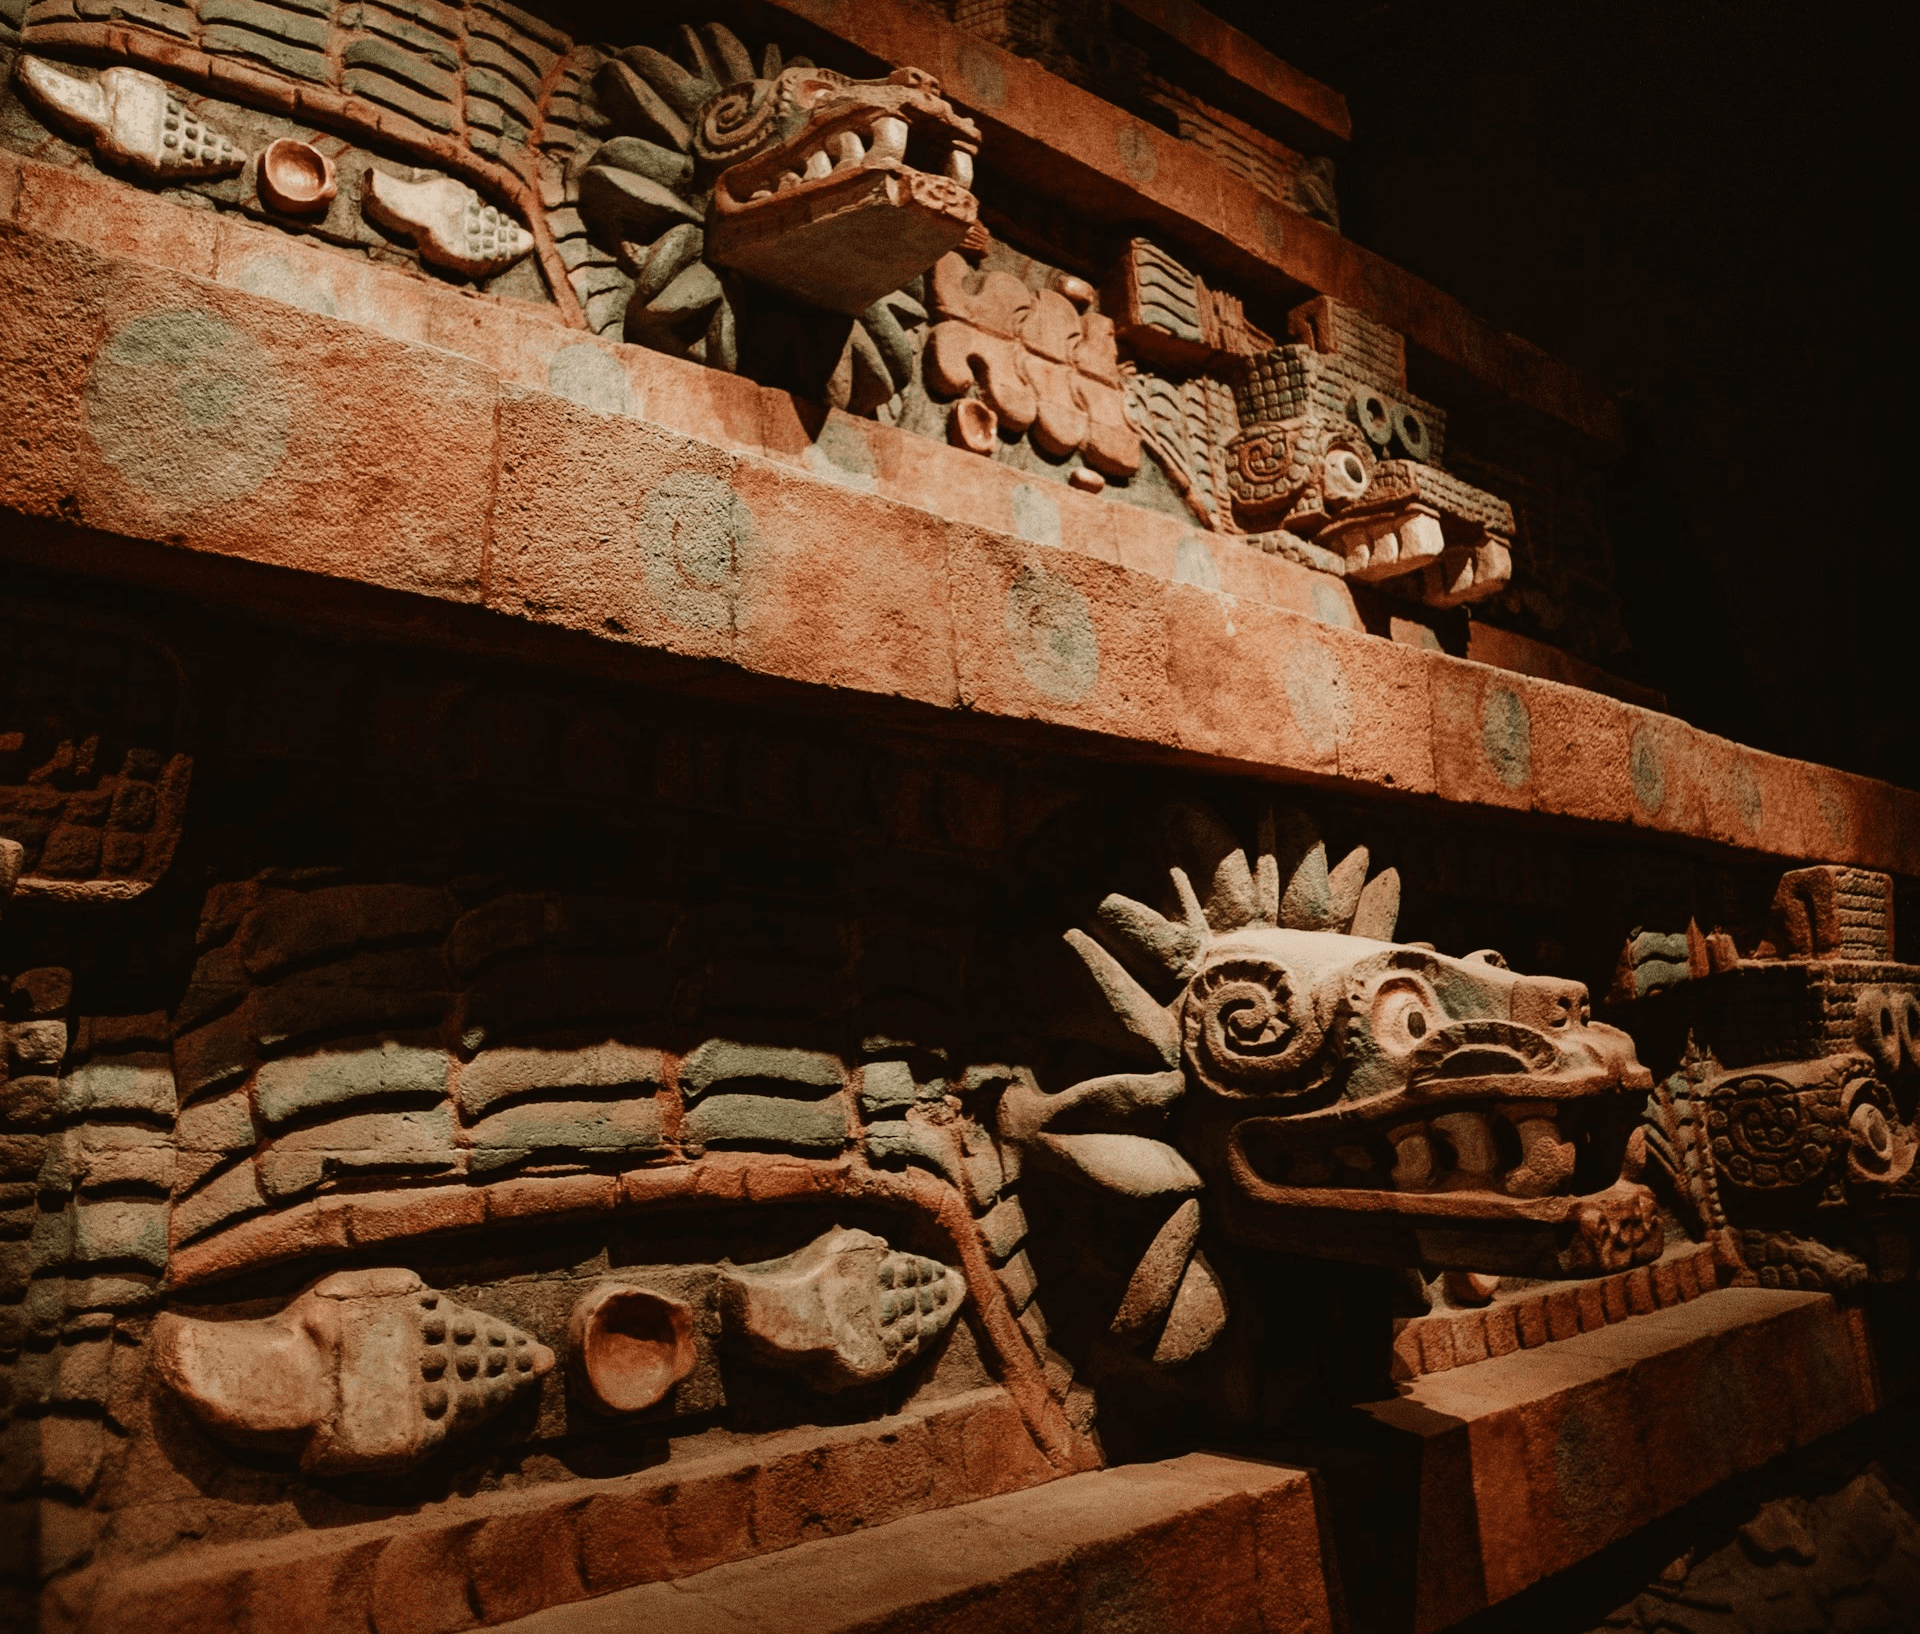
[869,116,908,162]
[16,59,245,181]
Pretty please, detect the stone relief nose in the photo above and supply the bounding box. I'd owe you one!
[1511,975,1589,1032]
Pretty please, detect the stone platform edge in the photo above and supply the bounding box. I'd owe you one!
[491,1450,1340,1634]
[1367,1286,1888,1632]
[1,161,1913,876]
[46,1386,1060,1634]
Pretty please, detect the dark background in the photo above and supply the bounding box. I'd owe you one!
[1205,0,1906,789]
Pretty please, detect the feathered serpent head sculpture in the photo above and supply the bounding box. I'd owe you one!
[1004,803,1661,1361]
[579,23,978,411]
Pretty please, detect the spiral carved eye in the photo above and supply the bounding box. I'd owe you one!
[1182,957,1323,1096]
[696,82,780,165]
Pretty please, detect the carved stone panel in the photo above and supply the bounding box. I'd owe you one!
[0,604,192,903]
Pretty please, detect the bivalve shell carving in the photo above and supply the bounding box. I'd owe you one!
[567,1284,697,1415]
[258,138,338,215]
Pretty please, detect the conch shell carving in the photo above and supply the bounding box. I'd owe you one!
[16,59,244,180]
[153,1268,553,1475]
[720,1226,964,1390]
[363,170,535,279]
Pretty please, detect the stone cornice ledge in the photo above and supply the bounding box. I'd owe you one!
[1,162,1910,877]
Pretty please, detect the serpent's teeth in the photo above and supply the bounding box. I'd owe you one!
[804,148,833,181]
[945,148,974,187]
[870,116,908,162]
[831,130,866,169]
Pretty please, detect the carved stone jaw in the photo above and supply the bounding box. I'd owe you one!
[1186,932,1657,1268]
[705,68,980,316]
[710,67,981,203]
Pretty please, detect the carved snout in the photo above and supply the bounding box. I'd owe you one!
[1510,975,1589,1033]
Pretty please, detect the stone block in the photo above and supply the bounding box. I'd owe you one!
[168,1157,268,1246]
[7,1020,68,1072]
[679,1040,844,1100]
[946,523,1176,744]
[1162,587,1343,778]
[1360,1288,1883,1631]
[0,1137,45,1182]
[446,895,548,978]
[0,226,496,601]
[686,1094,847,1153]
[487,1451,1336,1634]
[456,1043,665,1118]
[258,1105,457,1199]
[175,1088,257,1156]
[727,455,959,710]
[247,954,451,1052]
[236,889,359,979]
[1527,678,1638,825]
[1430,660,1536,811]
[976,1194,1029,1263]
[865,1121,957,1179]
[70,1197,168,1268]
[488,390,740,662]
[59,1059,177,1118]
[856,1059,917,1116]
[253,1043,449,1125]
[465,1098,664,1162]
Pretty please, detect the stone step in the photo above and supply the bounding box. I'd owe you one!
[1357,1286,1888,1633]
[490,1451,1341,1634]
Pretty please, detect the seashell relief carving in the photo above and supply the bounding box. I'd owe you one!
[16,59,243,180]
[153,1269,554,1476]
[149,1234,964,1470]
[567,1283,697,1416]
[720,1226,967,1391]
[362,170,536,279]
